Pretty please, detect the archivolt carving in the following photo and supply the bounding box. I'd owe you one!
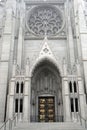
[30,56,62,77]
[32,68,61,95]
[31,60,63,118]
[31,59,62,95]
[27,5,64,37]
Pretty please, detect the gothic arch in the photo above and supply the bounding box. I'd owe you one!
[30,57,63,122]
[30,56,63,77]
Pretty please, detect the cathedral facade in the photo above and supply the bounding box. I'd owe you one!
[0,0,87,126]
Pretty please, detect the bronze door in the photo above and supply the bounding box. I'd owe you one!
[38,97,55,122]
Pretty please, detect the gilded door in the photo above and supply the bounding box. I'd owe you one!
[38,97,55,122]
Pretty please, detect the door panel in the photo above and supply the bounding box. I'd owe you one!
[38,97,55,122]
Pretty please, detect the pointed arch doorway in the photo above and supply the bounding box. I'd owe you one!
[31,60,63,122]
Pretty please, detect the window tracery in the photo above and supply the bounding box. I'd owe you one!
[15,81,24,114]
[69,81,79,113]
[27,5,64,37]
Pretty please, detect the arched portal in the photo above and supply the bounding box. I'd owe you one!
[30,60,63,122]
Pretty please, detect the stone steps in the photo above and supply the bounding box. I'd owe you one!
[13,122,87,130]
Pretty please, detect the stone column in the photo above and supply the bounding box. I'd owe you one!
[8,78,15,119]
[65,0,75,67]
[63,59,71,121]
[12,60,16,77]
[78,77,86,125]
[23,78,29,121]
[76,62,86,126]
[74,0,87,95]
[8,60,17,119]
[78,0,87,98]
[23,59,31,122]
[17,0,25,68]
[73,0,82,61]
[0,0,16,121]
[28,77,31,122]
[63,77,71,121]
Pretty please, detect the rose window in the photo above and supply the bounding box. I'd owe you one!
[27,5,64,37]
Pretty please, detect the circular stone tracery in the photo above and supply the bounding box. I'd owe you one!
[27,5,64,37]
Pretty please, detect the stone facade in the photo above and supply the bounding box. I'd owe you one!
[0,0,87,126]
